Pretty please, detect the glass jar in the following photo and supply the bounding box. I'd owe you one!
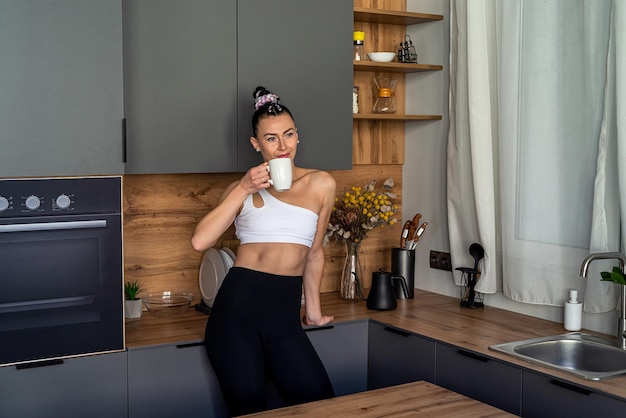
[373,77,398,114]
[353,31,365,61]
[352,85,359,114]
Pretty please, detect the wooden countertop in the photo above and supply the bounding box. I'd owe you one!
[125,289,626,400]
[241,380,513,417]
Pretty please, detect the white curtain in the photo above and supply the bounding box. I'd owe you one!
[585,0,624,312]
[447,0,500,294]
[448,0,625,311]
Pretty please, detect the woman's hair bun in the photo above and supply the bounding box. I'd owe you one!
[253,86,282,112]
[253,86,271,100]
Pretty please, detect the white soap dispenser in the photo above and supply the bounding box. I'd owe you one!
[564,289,582,331]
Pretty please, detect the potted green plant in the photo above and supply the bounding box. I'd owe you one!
[124,280,144,319]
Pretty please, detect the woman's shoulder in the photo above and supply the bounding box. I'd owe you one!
[295,168,336,189]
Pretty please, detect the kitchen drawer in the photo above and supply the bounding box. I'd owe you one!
[368,321,436,390]
[305,320,369,396]
[522,370,626,417]
[436,343,522,415]
[0,352,128,418]
[127,342,228,418]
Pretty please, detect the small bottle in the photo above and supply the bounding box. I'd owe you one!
[406,39,418,63]
[397,43,405,63]
[564,289,582,331]
[353,31,365,61]
[352,85,359,114]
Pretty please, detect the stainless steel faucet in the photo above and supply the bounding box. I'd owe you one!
[580,252,626,349]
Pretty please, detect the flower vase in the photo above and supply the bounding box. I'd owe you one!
[341,242,363,301]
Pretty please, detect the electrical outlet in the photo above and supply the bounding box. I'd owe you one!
[429,250,452,271]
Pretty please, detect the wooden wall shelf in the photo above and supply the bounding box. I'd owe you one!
[352,1,444,165]
[354,61,443,73]
[354,7,443,26]
[353,114,442,121]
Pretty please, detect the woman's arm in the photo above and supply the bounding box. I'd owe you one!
[302,171,336,326]
[190,162,271,252]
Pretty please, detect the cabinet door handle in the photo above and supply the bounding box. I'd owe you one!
[0,220,107,233]
[176,342,205,349]
[16,359,64,370]
[456,349,489,363]
[384,326,411,337]
[549,379,591,396]
[305,325,334,333]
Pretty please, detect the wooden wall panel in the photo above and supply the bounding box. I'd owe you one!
[355,0,405,12]
[353,119,405,164]
[123,165,402,302]
[352,0,407,164]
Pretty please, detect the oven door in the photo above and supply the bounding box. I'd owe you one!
[0,213,123,366]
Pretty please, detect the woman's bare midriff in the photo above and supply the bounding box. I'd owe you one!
[233,242,310,277]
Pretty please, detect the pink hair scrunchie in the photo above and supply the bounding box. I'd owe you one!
[254,93,280,110]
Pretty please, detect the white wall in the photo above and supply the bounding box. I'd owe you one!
[404,0,615,336]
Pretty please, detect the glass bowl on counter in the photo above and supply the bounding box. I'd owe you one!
[143,291,193,318]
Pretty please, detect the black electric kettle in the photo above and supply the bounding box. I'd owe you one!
[367,269,409,310]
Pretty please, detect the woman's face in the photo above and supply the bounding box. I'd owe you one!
[250,113,298,161]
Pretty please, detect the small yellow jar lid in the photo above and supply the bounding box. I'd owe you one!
[353,31,365,41]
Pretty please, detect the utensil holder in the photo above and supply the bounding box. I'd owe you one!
[391,248,415,299]
[459,271,484,308]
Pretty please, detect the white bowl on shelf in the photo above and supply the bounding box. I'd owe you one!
[367,52,396,62]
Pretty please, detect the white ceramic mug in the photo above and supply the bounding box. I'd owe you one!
[267,158,292,192]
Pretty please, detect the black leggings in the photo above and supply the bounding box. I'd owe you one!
[204,267,335,417]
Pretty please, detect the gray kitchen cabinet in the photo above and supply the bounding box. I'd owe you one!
[305,320,369,396]
[122,0,237,174]
[521,370,626,417]
[0,352,128,418]
[127,341,228,418]
[0,0,124,177]
[435,343,522,415]
[367,321,436,390]
[237,0,353,172]
[124,0,352,175]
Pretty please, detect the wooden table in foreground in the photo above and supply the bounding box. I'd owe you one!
[242,381,513,417]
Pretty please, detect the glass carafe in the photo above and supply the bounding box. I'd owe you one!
[372,77,398,114]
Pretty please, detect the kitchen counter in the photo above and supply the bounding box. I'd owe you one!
[125,289,626,400]
[242,380,514,417]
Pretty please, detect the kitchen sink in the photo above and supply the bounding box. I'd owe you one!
[489,332,626,380]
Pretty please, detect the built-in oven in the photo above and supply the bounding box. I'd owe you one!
[0,176,123,367]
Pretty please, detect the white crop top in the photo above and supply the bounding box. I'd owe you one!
[235,189,319,248]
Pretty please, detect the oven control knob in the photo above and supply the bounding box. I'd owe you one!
[0,196,8,212]
[25,195,41,210]
[56,194,71,209]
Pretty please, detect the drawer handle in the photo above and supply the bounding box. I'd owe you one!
[0,220,107,233]
[550,379,591,396]
[457,349,489,362]
[16,359,64,370]
[305,325,334,333]
[176,342,205,349]
[383,326,411,337]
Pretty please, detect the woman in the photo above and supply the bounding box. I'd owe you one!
[191,86,336,416]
